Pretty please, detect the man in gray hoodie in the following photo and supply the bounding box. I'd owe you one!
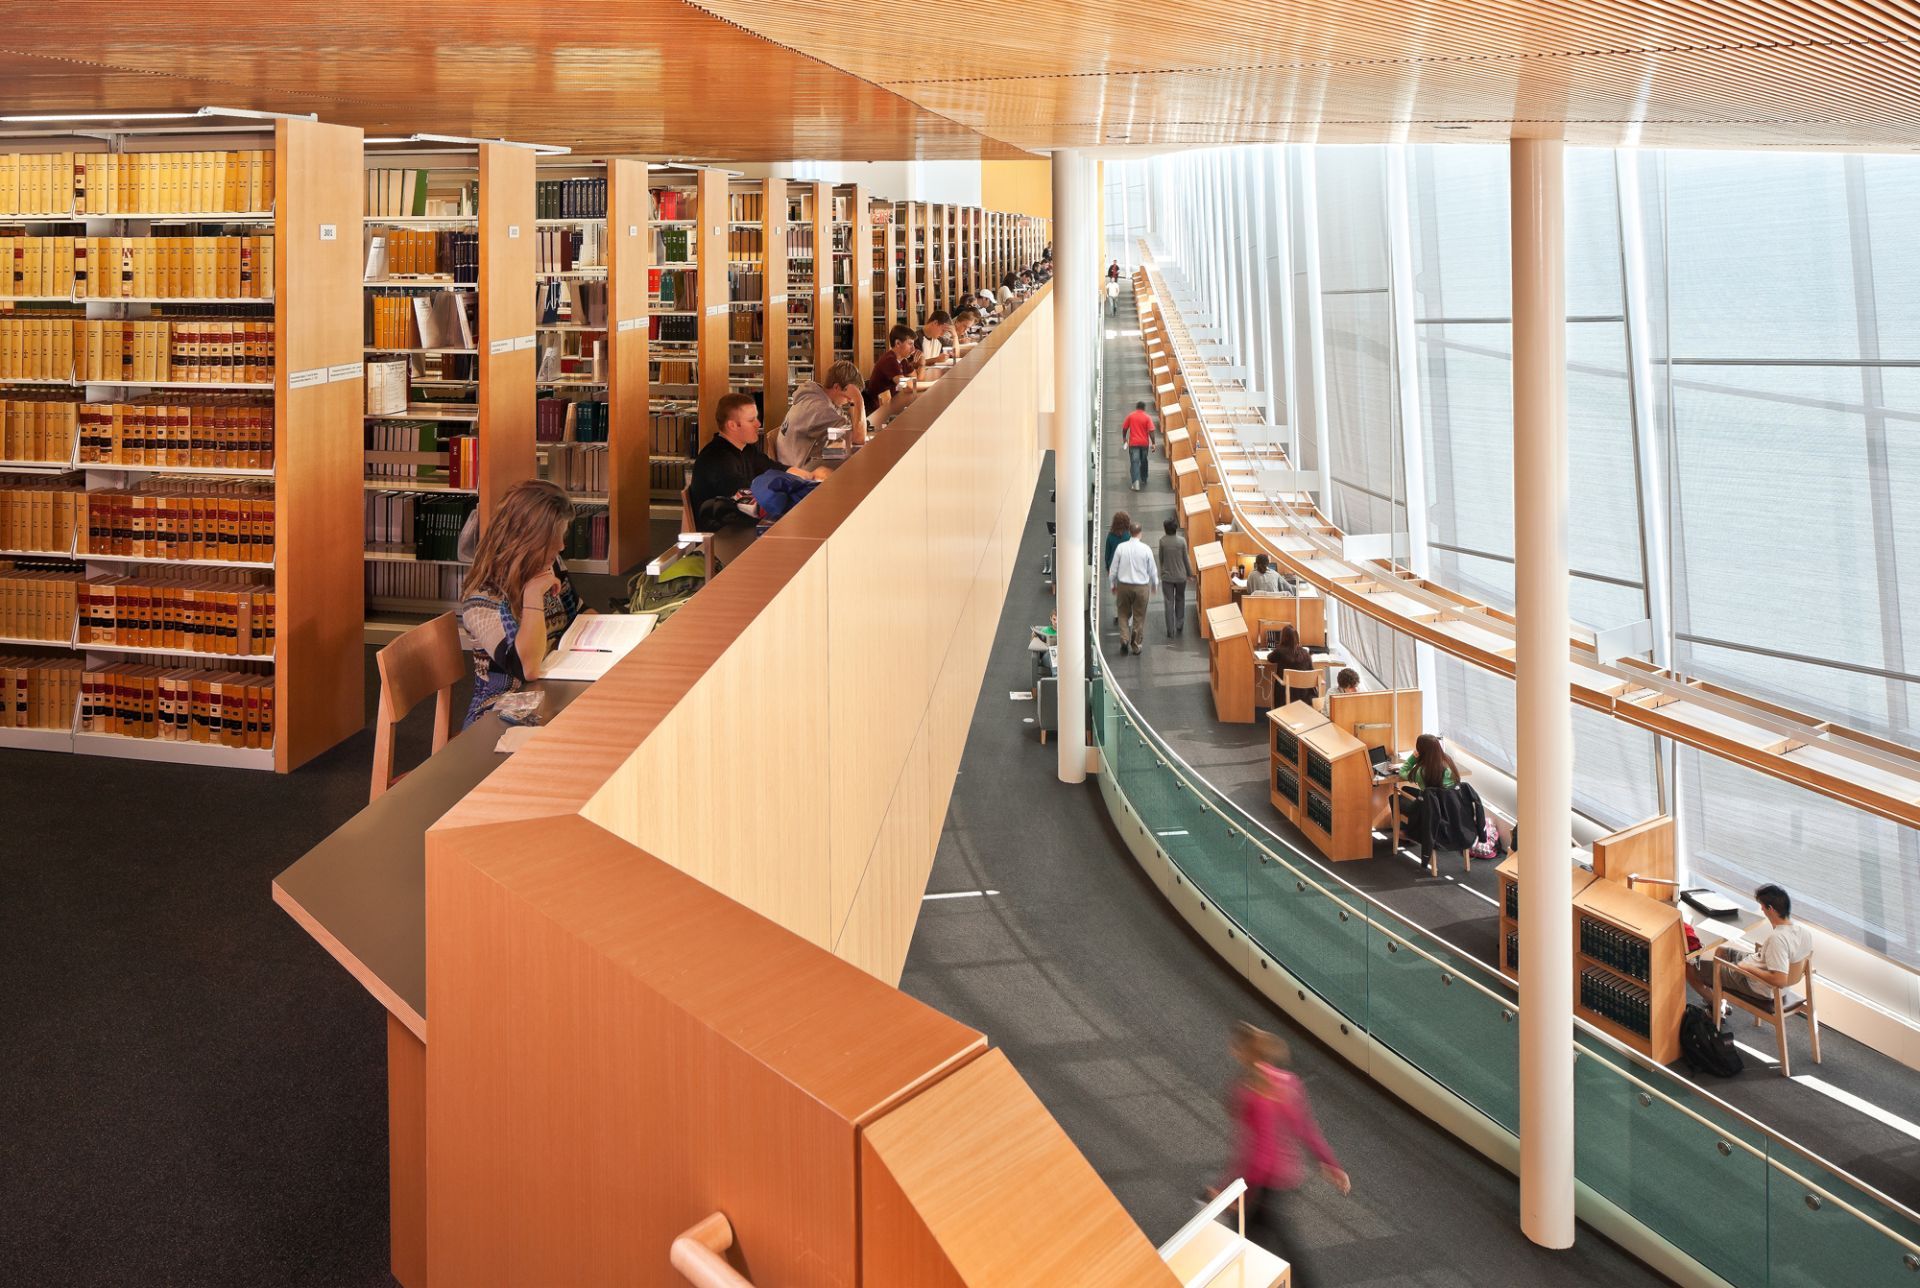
[775,360,866,470]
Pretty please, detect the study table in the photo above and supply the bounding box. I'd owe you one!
[272,678,591,1039]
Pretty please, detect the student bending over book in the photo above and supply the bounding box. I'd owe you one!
[459,479,584,727]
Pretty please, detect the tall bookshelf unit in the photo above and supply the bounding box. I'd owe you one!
[0,120,363,772]
[692,168,730,449]
[830,182,870,369]
[872,198,895,363]
[529,157,650,575]
[727,176,787,431]
[783,182,815,405]
[804,181,833,384]
[648,169,702,502]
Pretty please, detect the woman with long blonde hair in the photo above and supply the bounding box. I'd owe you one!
[458,480,582,727]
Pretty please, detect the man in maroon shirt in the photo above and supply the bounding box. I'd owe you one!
[863,325,921,427]
[1122,401,1155,491]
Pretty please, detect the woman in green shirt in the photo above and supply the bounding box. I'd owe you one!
[1399,734,1460,866]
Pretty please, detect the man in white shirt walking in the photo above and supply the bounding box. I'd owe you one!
[1109,521,1160,655]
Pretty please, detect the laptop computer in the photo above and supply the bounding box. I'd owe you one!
[1367,745,1394,778]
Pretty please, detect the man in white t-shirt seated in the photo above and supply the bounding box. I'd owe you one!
[1687,883,1814,1012]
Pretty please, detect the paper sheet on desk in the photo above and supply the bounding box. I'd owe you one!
[539,613,657,682]
[495,725,540,755]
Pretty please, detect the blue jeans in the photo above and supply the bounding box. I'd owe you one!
[1128,444,1149,488]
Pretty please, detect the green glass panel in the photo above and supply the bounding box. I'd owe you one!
[1767,1151,1920,1288]
[1573,1049,1768,1286]
[1366,924,1519,1131]
[1244,845,1368,1021]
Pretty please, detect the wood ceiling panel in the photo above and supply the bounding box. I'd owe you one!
[7,1,1919,156]
[691,0,1920,151]
[0,3,1028,160]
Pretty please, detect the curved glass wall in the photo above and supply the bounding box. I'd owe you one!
[1111,141,1920,969]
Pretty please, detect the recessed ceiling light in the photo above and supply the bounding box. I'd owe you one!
[1434,124,1472,131]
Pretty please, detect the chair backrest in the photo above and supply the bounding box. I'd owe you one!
[1784,952,1814,992]
[681,486,696,534]
[1283,668,1321,694]
[371,612,466,803]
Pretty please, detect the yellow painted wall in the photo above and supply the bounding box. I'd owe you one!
[982,159,1052,220]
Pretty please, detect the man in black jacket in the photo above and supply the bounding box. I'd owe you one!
[689,393,825,562]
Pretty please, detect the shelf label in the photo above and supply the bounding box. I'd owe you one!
[508,225,521,239]
[328,362,363,383]
[617,318,645,333]
[770,293,788,305]
[489,338,514,356]
[288,367,328,390]
[628,224,639,238]
[513,334,536,351]
[318,224,337,242]
[705,303,727,317]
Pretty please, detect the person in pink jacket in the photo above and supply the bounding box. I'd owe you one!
[1216,1023,1350,1284]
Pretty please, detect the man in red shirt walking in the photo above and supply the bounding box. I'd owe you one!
[1122,401,1155,491]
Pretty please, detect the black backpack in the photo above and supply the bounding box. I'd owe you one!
[1679,1004,1744,1078]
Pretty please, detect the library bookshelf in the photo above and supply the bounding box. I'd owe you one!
[1266,700,1328,828]
[871,197,895,363]
[0,119,365,772]
[726,177,787,431]
[833,183,873,370]
[648,168,704,502]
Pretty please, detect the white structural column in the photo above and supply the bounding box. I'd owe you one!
[1054,147,1093,783]
[1512,138,1575,1248]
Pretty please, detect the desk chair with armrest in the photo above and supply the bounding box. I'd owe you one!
[680,487,715,582]
[1708,937,1821,1078]
[370,612,465,804]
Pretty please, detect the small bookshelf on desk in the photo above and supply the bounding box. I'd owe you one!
[1496,853,1597,985]
[1573,877,1686,1064]
[1298,721,1373,862]
[1268,701,1328,827]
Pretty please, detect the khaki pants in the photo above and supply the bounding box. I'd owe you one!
[1115,583,1151,650]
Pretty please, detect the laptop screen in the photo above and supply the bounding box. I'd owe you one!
[1366,745,1392,770]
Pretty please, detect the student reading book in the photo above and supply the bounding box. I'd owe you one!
[458,480,583,727]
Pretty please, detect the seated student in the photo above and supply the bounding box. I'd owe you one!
[864,325,921,425]
[689,393,824,551]
[1335,668,1361,696]
[458,480,584,728]
[1246,553,1284,595]
[1397,733,1462,865]
[1687,883,1813,1013]
[951,307,981,344]
[1269,624,1315,706]
[998,273,1018,310]
[919,310,954,364]
[775,360,866,470]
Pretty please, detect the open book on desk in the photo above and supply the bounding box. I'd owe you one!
[539,613,657,682]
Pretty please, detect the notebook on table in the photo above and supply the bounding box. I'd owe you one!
[539,613,657,682]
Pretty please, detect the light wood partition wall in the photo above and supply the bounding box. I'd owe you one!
[273,117,367,772]
[420,291,1166,1285]
[606,157,651,572]
[477,143,536,524]
[695,168,730,444]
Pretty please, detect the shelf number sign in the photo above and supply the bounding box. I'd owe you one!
[318,224,337,241]
[509,225,521,239]
[628,224,639,238]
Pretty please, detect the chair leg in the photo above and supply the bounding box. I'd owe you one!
[1808,1012,1822,1064]
[1775,1013,1790,1078]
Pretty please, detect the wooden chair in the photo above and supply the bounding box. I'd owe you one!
[370,612,465,803]
[1283,667,1322,707]
[680,486,716,582]
[1713,951,1821,1077]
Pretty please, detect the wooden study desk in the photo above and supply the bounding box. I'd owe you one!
[273,678,589,1288]
[273,678,592,1039]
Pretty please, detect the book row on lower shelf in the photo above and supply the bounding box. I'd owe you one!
[541,443,608,497]
[1,654,276,749]
[2,315,275,384]
[0,567,273,657]
[0,394,274,470]
[2,477,274,563]
[366,560,463,608]
[0,235,274,301]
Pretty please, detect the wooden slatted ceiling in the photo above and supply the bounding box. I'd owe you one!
[0,2,1028,160]
[689,0,1920,150]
